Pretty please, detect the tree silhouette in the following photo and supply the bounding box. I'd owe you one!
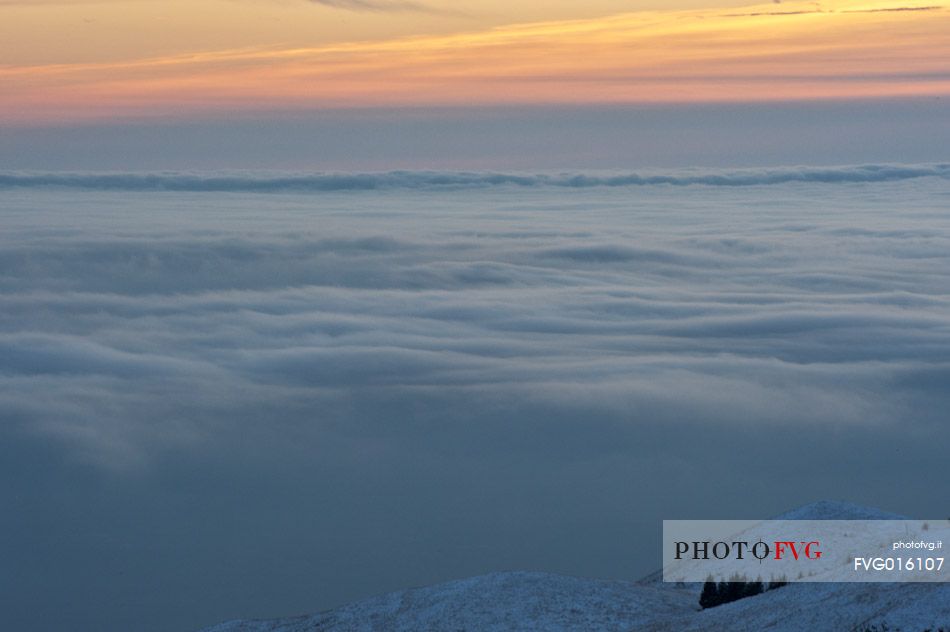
[698,574,779,609]
[699,576,719,609]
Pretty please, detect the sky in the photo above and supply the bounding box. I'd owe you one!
[1,0,949,169]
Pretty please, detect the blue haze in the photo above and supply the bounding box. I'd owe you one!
[3,100,949,172]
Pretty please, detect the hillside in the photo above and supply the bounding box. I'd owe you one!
[201,502,949,632]
[200,573,697,632]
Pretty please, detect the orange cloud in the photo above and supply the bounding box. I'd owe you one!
[3,0,949,124]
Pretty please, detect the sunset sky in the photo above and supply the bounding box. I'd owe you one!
[4,4,950,631]
[2,0,949,168]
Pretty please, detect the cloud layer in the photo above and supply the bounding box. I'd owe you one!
[2,172,949,630]
[2,163,949,192]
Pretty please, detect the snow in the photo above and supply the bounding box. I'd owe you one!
[199,572,698,632]
[200,502,949,632]
[655,581,950,632]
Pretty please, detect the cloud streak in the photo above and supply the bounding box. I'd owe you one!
[307,0,454,14]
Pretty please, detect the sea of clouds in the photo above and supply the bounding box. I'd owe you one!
[2,169,949,631]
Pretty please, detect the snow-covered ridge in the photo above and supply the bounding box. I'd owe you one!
[200,502,949,632]
[201,572,697,632]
